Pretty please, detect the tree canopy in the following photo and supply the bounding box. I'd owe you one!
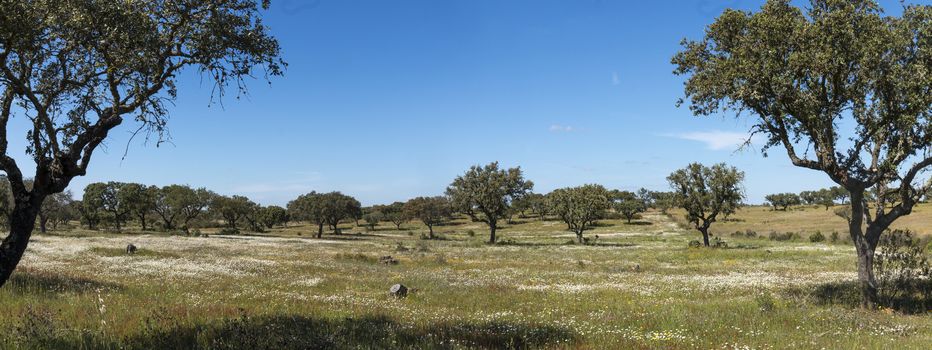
[0,0,283,287]
[446,162,533,243]
[549,185,610,244]
[673,0,932,306]
[404,196,453,239]
[668,163,745,246]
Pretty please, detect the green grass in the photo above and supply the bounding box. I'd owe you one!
[0,211,929,349]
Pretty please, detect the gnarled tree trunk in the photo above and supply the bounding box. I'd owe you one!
[848,189,883,308]
[0,193,43,287]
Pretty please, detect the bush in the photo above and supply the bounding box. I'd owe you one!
[830,231,840,243]
[769,231,795,241]
[466,230,475,237]
[712,237,728,248]
[218,227,240,235]
[809,231,825,243]
[744,229,757,238]
[755,291,776,312]
[688,240,702,248]
[875,230,932,313]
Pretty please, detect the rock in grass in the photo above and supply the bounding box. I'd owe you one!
[126,244,138,255]
[389,284,408,297]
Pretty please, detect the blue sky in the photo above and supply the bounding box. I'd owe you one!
[10,0,921,206]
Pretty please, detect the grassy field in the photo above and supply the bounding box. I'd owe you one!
[670,202,932,239]
[0,210,930,349]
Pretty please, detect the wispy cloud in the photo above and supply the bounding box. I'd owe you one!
[611,71,620,86]
[663,130,756,151]
[230,171,323,194]
[549,124,577,133]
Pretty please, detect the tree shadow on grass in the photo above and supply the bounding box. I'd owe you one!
[622,221,653,226]
[494,241,637,248]
[104,314,578,350]
[786,280,932,314]
[6,270,123,296]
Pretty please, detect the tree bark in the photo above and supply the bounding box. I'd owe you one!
[848,190,880,308]
[427,224,434,239]
[316,222,323,238]
[488,219,497,244]
[0,195,42,287]
[576,231,584,244]
[699,226,710,247]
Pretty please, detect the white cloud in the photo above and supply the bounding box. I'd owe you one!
[549,124,576,133]
[230,171,323,194]
[664,130,756,151]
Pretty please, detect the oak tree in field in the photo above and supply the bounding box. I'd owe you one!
[549,185,610,244]
[446,162,533,243]
[320,192,361,234]
[667,163,744,247]
[649,191,677,214]
[121,183,158,231]
[83,182,132,232]
[765,193,802,211]
[404,196,452,239]
[524,193,550,220]
[153,185,213,231]
[0,0,283,286]
[288,192,328,238]
[258,205,288,229]
[611,190,647,224]
[673,0,932,306]
[381,201,409,230]
[212,195,258,230]
[362,210,382,231]
[38,191,74,232]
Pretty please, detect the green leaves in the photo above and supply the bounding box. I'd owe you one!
[548,184,610,239]
[674,0,932,200]
[667,163,744,230]
[446,162,533,227]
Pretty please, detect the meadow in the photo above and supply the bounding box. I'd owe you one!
[0,208,930,349]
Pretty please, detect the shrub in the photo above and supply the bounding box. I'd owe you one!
[688,240,702,248]
[830,231,840,243]
[712,237,728,248]
[755,291,776,312]
[768,231,795,241]
[875,230,932,313]
[394,242,409,252]
[745,229,757,238]
[809,231,825,243]
[218,227,240,235]
[466,230,475,237]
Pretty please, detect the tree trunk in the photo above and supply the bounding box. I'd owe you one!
[576,232,584,244]
[0,196,42,287]
[699,226,710,247]
[847,191,880,308]
[427,224,434,239]
[317,222,323,238]
[139,214,147,231]
[488,220,497,244]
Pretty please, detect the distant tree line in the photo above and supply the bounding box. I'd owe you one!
[764,187,848,211]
